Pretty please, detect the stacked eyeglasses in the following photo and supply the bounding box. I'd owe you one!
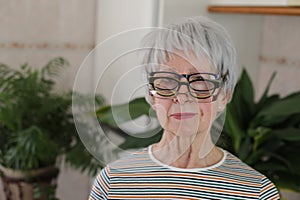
[148,71,227,102]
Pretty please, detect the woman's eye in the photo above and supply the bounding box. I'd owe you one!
[154,78,177,89]
[190,80,214,91]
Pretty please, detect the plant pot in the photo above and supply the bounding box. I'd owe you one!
[0,165,59,200]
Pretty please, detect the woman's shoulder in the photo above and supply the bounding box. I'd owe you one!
[105,147,153,171]
[220,149,268,179]
[218,149,280,198]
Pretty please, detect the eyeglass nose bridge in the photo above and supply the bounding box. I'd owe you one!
[174,73,199,92]
[173,81,194,101]
[175,80,192,92]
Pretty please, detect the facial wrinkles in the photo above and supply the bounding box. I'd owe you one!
[153,52,219,135]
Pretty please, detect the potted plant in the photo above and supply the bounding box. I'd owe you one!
[221,69,300,195]
[96,69,300,195]
[0,57,103,200]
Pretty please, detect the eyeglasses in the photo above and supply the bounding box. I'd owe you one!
[148,71,228,102]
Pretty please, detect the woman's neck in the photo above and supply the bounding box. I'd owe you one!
[151,130,223,169]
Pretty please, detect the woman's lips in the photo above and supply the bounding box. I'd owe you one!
[170,112,197,120]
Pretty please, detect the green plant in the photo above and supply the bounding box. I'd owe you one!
[0,57,103,174]
[222,69,300,192]
[96,69,300,192]
[0,58,68,170]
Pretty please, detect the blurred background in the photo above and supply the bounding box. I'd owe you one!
[0,0,299,199]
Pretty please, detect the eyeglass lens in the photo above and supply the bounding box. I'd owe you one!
[149,72,222,100]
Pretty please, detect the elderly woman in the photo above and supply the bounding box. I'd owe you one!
[89,16,280,199]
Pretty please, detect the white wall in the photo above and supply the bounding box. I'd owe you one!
[94,0,161,104]
[0,0,97,93]
[257,15,300,98]
[96,0,160,41]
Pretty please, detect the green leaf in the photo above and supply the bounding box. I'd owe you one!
[253,161,288,173]
[252,127,273,151]
[268,152,293,172]
[96,105,113,122]
[272,128,300,141]
[280,113,300,127]
[0,57,100,173]
[256,72,276,109]
[238,69,255,113]
[4,126,59,170]
[244,149,267,165]
[277,149,300,173]
[238,136,252,161]
[228,69,255,130]
[224,107,244,152]
[41,57,70,78]
[257,92,300,118]
[97,97,151,126]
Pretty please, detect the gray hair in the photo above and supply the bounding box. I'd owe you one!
[139,16,238,103]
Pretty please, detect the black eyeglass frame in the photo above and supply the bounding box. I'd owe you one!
[148,70,228,102]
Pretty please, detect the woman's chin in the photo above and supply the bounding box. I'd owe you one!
[171,120,200,134]
[166,123,209,138]
[169,127,199,137]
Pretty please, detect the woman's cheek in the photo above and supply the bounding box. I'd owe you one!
[153,102,169,129]
[198,103,217,125]
[199,103,211,115]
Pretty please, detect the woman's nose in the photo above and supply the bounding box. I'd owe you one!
[173,93,190,104]
[173,82,192,104]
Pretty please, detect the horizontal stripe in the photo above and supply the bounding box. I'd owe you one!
[89,146,280,200]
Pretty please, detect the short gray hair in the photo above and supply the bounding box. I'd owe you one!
[139,16,238,102]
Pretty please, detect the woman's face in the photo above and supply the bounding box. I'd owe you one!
[151,54,227,137]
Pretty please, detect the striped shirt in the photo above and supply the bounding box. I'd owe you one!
[89,146,280,200]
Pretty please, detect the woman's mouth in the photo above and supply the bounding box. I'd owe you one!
[170,112,197,120]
